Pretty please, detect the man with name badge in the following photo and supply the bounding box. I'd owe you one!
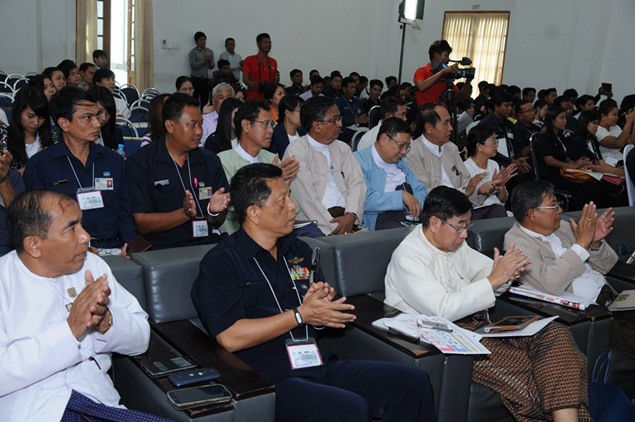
[24,87,136,256]
[192,163,435,422]
[126,94,230,250]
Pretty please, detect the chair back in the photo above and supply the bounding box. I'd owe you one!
[368,105,381,129]
[624,144,635,206]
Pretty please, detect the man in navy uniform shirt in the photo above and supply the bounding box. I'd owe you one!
[192,163,435,422]
[336,77,369,145]
[512,100,541,159]
[125,94,230,250]
[24,87,136,255]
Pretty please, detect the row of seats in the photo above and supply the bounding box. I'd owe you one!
[104,206,635,421]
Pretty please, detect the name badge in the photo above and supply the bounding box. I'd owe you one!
[199,187,212,200]
[496,137,510,158]
[76,190,104,210]
[285,337,323,370]
[94,177,114,190]
[192,220,209,238]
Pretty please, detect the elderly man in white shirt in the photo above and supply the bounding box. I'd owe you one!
[201,83,235,146]
[283,96,366,236]
[0,190,164,422]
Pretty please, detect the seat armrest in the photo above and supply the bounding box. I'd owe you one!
[608,261,635,285]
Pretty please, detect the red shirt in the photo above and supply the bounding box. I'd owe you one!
[243,53,277,100]
[413,63,458,107]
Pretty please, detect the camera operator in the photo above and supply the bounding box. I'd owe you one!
[414,40,473,107]
[243,33,277,100]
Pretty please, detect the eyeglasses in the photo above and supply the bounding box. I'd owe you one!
[483,139,499,146]
[318,116,342,124]
[534,204,561,211]
[387,134,411,153]
[253,119,277,128]
[441,219,473,234]
[519,108,535,114]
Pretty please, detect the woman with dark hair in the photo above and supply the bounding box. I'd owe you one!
[28,74,57,101]
[204,98,242,154]
[7,87,54,171]
[533,106,601,209]
[463,125,517,219]
[569,110,628,206]
[263,83,285,122]
[57,60,82,88]
[532,99,548,127]
[42,67,66,91]
[88,86,123,150]
[140,93,171,146]
[267,94,304,157]
[596,99,634,166]
[175,76,194,96]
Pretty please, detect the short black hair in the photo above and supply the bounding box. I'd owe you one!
[514,100,533,115]
[522,87,536,97]
[7,190,76,253]
[290,69,302,78]
[478,80,489,90]
[256,33,270,43]
[92,49,107,60]
[562,88,578,100]
[93,68,115,84]
[217,59,230,69]
[225,37,235,44]
[49,87,96,123]
[428,40,452,61]
[42,67,62,81]
[575,94,595,111]
[380,96,406,119]
[234,99,269,138]
[194,31,206,41]
[79,62,96,73]
[310,75,324,86]
[175,75,192,91]
[57,60,78,79]
[510,181,555,222]
[416,103,443,133]
[598,99,618,117]
[231,163,283,225]
[492,91,513,107]
[341,77,356,89]
[301,95,336,133]
[369,79,384,89]
[420,186,472,228]
[377,117,411,142]
[554,96,572,107]
[385,76,397,85]
[162,93,200,125]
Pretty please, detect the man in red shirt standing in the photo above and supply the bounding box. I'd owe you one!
[243,33,277,100]
[413,40,472,108]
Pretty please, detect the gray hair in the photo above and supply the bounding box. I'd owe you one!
[212,83,235,100]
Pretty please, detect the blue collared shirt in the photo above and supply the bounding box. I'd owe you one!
[24,140,136,248]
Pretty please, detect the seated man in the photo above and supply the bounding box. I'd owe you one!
[218,100,299,233]
[362,79,383,113]
[283,96,366,236]
[24,87,136,256]
[354,117,427,230]
[385,186,592,422]
[202,82,235,144]
[211,59,237,90]
[322,71,343,99]
[126,93,230,249]
[357,96,407,151]
[78,62,96,91]
[505,181,617,301]
[404,103,484,208]
[299,75,324,101]
[0,148,24,257]
[285,69,305,96]
[0,190,163,422]
[93,68,129,118]
[335,77,369,145]
[512,100,541,159]
[192,163,435,422]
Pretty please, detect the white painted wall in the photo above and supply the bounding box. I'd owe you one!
[0,0,633,103]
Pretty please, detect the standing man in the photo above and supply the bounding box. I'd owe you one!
[0,190,168,422]
[243,33,277,100]
[413,40,472,107]
[219,37,243,82]
[189,31,215,107]
[192,163,436,422]
[125,94,230,249]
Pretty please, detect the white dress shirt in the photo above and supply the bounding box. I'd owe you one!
[371,144,406,192]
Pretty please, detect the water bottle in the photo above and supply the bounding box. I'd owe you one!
[116,144,126,158]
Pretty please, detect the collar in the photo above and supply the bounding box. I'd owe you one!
[418,226,458,258]
[50,138,105,163]
[155,138,205,164]
[421,134,444,157]
[233,141,259,164]
[518,223,552,242]
[306,133,330,154]
[371,144,397,172]
[235,227,291,262]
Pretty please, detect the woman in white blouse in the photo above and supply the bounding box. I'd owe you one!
[596,99,635,166]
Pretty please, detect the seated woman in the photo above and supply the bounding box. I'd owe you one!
[533,106,603,210]
[204,98,242,154]
[140,93,170,146]
[88,86,124,150]
[596,99,634,166]
[532,99,548,128]
[28,74,57,101]
[7,87,54,172]
[463,125,517,219]
[57,60,82,88]
[175,75,194,96]
[42,66,67,91]
[568,110,628,207]
[263,82,285,122]
[268,94,304,157]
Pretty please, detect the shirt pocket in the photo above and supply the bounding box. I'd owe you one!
[241,281,268,306]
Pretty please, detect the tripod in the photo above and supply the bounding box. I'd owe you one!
[440,78,459,147]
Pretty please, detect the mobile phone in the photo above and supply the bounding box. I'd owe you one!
[167,384,232,410]
[169,367,221,387]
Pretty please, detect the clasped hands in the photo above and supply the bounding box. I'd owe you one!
[67,270,112,340]
[297,281,356,329]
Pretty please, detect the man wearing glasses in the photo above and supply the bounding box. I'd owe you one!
[385,185,593,422]
[283,96,366,236]
[512,100,541,159]
[505,180,617,302]
[354,117,427,230]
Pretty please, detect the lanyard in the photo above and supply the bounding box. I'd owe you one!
[66,156,94,190]
[253,256,308,342]
[169,152,205,218]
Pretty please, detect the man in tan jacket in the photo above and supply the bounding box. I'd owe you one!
[283,96,366,235]
[505,180,617,301]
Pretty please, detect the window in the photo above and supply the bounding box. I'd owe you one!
[442,12,510,88]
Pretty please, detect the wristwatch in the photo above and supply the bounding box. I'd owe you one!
[292,307,304,326]
[97,309,113,334]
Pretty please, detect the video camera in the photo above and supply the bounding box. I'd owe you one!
[432,56,475,80]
